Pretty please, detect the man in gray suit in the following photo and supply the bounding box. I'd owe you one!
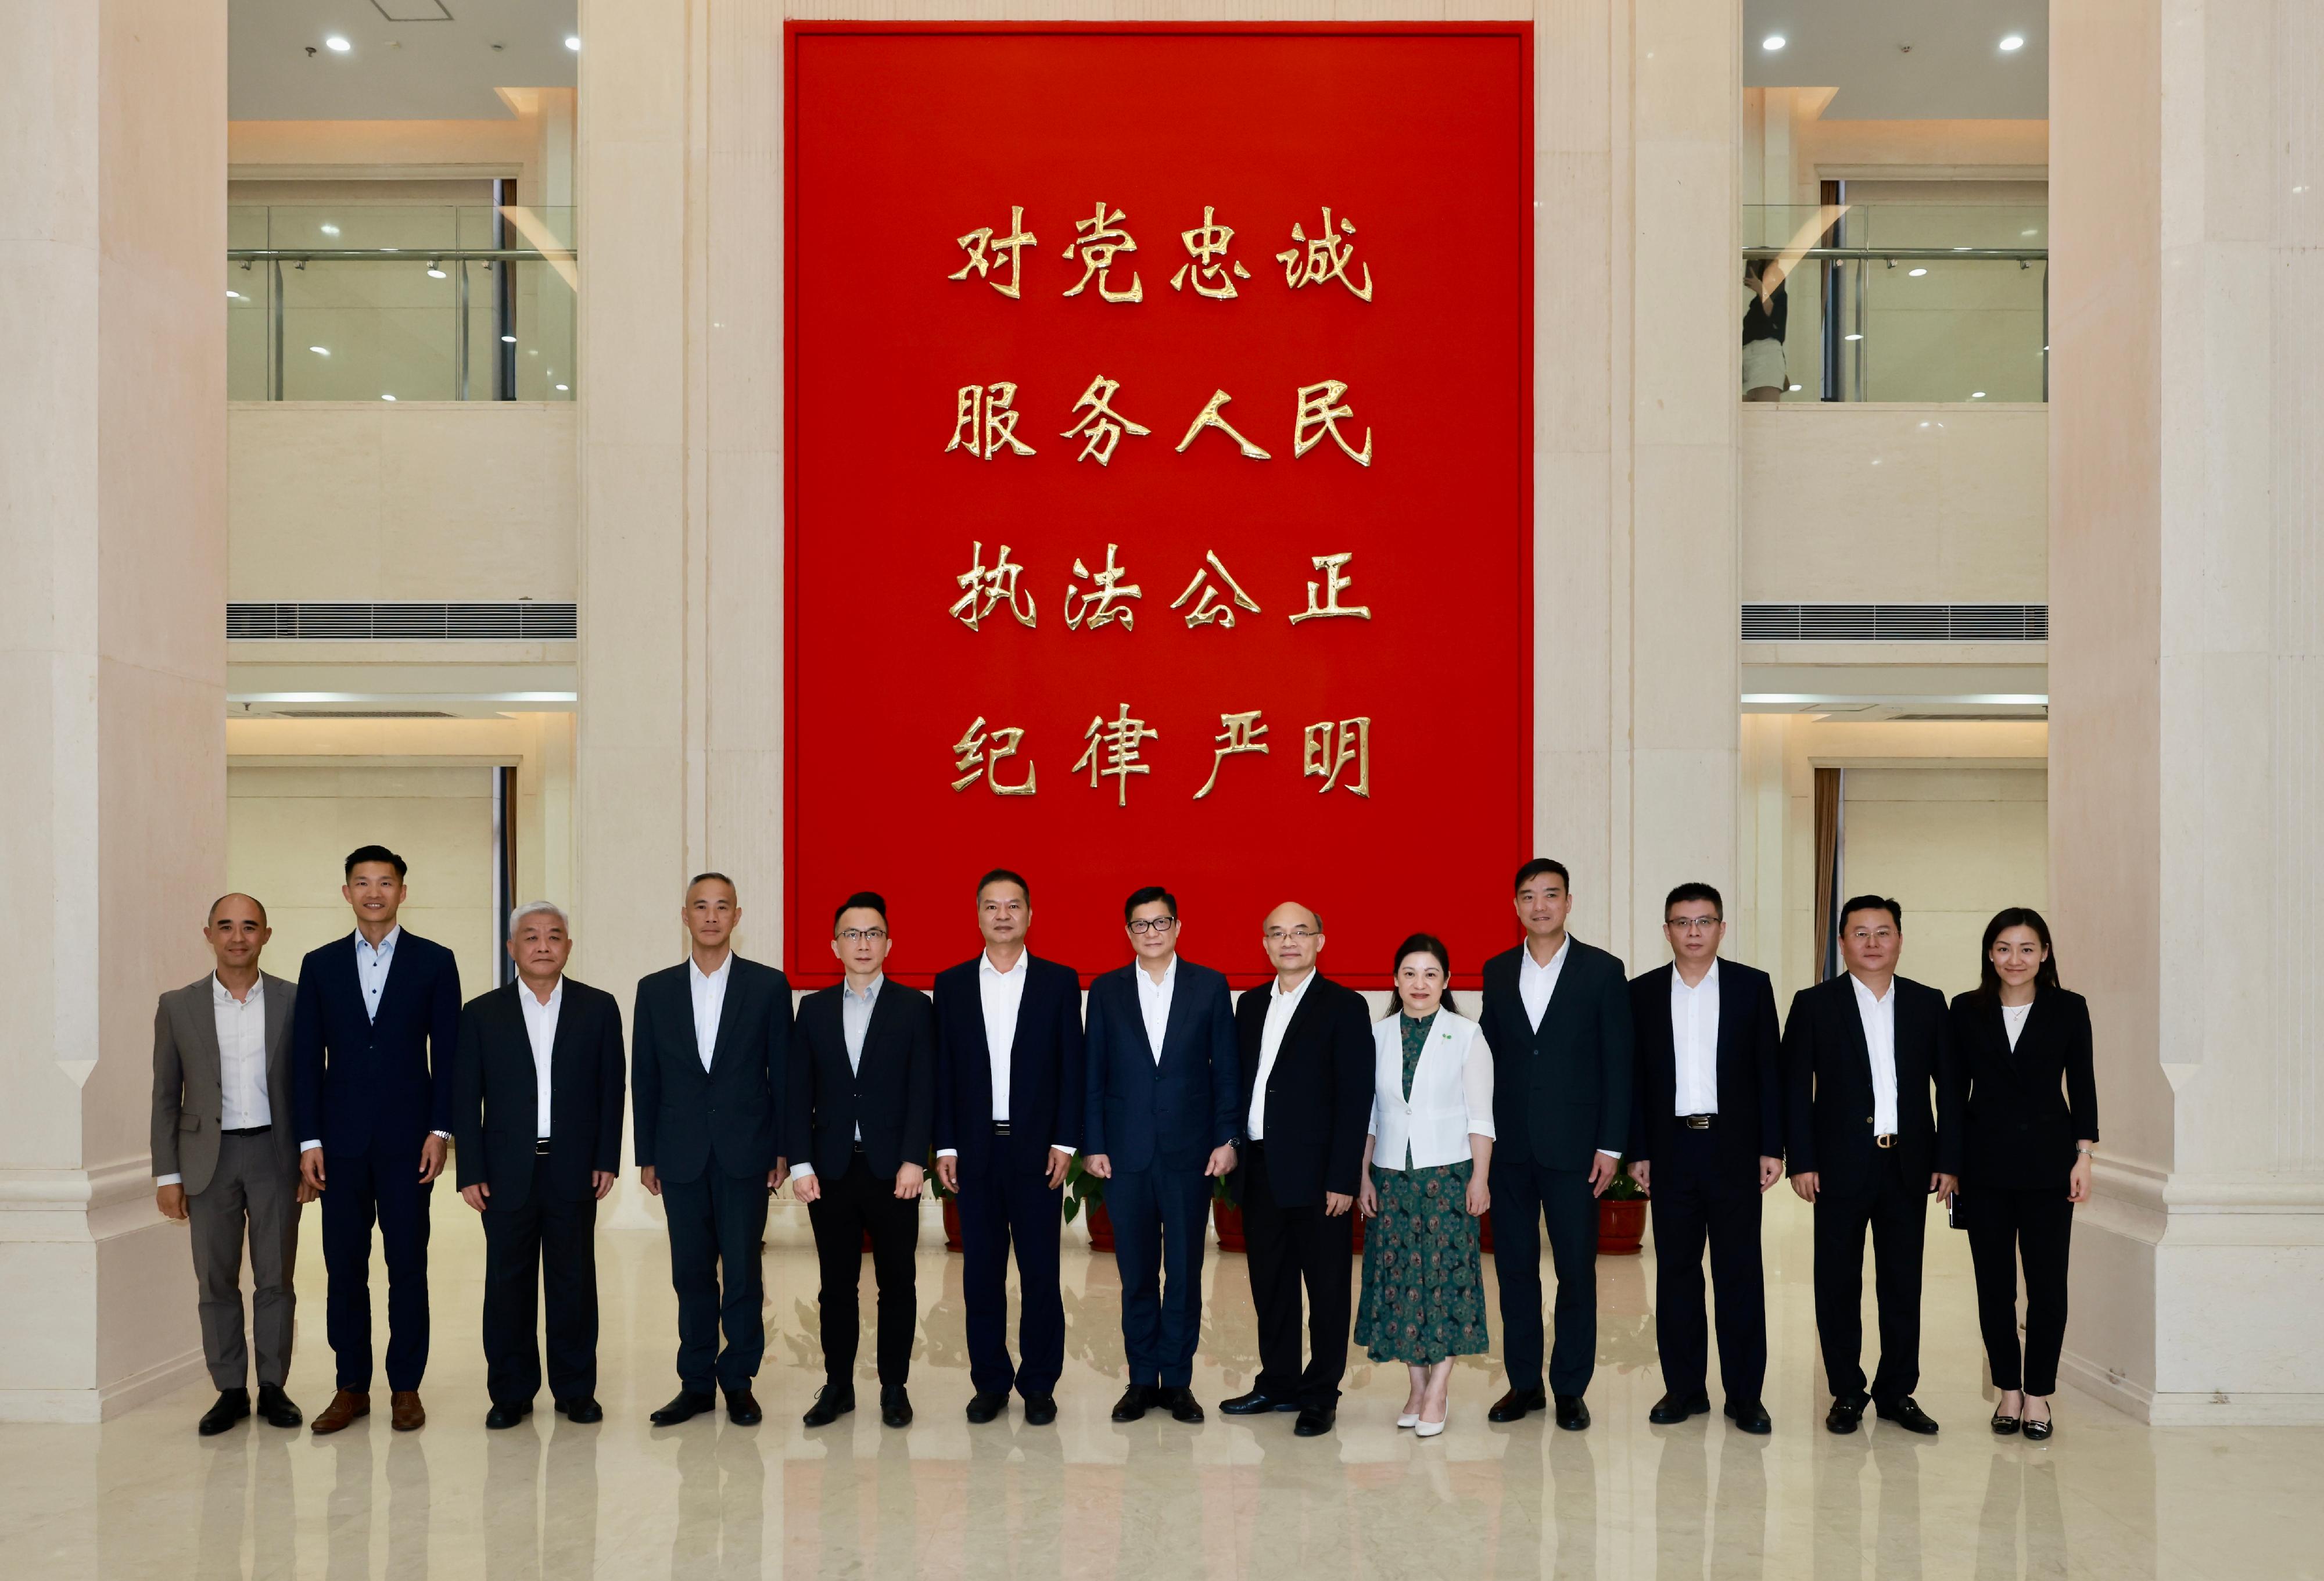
[153,893,308,1435]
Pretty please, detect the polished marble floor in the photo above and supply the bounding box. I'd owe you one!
[3,1195,2318,1580]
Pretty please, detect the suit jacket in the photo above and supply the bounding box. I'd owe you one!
[1479,938,1635,1170]
[1083,958,1241,1174]
[1226,973,1373,1207]
[1950,987,2099,1193]
[452,977,626,1211]
[152,971,299,1192]
[1626,960,1783,1176]
[1781,971,1963,1192]
[932,953,1085,1176]
[788,978,936,1180]
[292,929,461,1157]
[630,955,792,1183]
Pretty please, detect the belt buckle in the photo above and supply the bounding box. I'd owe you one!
[992,1121,1012,1137]
[535,1139,553,1156]
[1874,1133,1898,1149]
[1681,1115,1712,1131]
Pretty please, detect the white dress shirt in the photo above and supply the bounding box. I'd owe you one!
[690,952,731,1072]
[937,952,1074,1162]
[2002,1001,2031,1051]
[304,927,446,1153]
[1136,955,1178,1063]
[1246,971,1314,1140]
[1518,935,1570,1033]
[519,977,563,1140]
[1670,961,1721,1115]
[157,975,271,1186]
[794,974,881,1179]
[1851,973,1900,1135]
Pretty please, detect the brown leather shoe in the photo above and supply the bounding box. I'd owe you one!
[311,1390,370,1435]
[390,1390,425,1432]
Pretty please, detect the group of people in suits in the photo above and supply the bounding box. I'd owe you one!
[150,847,2097,1447]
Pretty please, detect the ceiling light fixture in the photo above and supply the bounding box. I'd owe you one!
[309,345,330,356]
[1971,391,1988,399]
[325,35,350,53]
[566,35,582,52]
[426,261,447,278]
[501,334,518,344]
[382,393,397,401]
[1908,266,1928,276]
[227,290,242,299]
[554,383,569,392]
[1762,35,1785,52]
[1844,332,1863,341]
[1999,34,2025,52]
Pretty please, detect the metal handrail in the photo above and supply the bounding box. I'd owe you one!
[1744,246,2045,261]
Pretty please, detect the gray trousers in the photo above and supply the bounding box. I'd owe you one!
[188,1130,302,1389]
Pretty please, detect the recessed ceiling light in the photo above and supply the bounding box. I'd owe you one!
[1844,332,1863,341]
[501,334,517,344]
[382,393,397,401]
[1762,34,1786,52]
[324,35,350,53]
[565,35,581,52]
[309,346,330,356]
[1999,34,2025,52]
[426,263,447,278]
[1788,383,1802,392]
[226,290,242,299]
[554,383,569,392]
[1971,391,1987,399]
[1908,267,1928,276]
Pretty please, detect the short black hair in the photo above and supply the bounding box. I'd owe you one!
[344,844,407,880]
[207,892,268,927]
[1513,858,1570,893]
[833,890,888,930]
[1664,882,1723,920]
[1123,885,1177,923]
[1839,894,1903,931]
[686,872,737,901]
[976,868,1031,904]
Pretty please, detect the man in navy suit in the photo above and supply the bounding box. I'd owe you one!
[632,873,793,1428]
[1626,883,1783,1435]
[295,845,462,1435]
[1082,886,1240,1425]
[932,869,1084,1428]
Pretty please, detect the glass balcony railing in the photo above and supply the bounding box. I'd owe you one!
[1741,204,2046,404]
[228,207,577,401]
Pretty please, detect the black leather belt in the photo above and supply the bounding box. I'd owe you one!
[223,1125,271,1137]
[534,1139,553,1155]
[1678,1114,1714,1130]
[1874,1133,1898,1149]
[992,1121,1012,1137]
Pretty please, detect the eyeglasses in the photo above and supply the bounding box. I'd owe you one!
[1127,916,1178,935]
[1263,927,1319,943]
[837,927,888,944]
[1666,915,1722,931]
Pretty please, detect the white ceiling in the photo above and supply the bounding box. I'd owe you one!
[1745,0,2047,120]
[230,0,577,121]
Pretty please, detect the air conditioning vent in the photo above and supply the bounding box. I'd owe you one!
[1741,604,2047,642]
[228,603,578,640]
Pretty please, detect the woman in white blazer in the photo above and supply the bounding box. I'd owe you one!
[1354,934,1496,1436]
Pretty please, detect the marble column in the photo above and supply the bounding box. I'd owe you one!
[2052,0,2324,1422]
[0,0,228,1421]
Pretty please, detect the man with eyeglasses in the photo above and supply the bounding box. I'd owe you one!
[1082,886,1240,1424]
[1218,902,1373,1436]
[1625,884,1783,1435]
[1781,894,1962,1436]
[932,869,1084,1428]
[791,891,935,1429]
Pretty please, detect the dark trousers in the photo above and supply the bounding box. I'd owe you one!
[1965,1185,2074,1394]
[187,1131,302,1390]
[1811,1150,1928,1404]
[956,1143,1065,1399]
[1240,1141,1354,1409]
[479,1163,600,1406]
[805,1153,920,1388]
[1489,1156,1599,1396]
[320,1145,433,1392]
[1647,1126,1767,1403]
[660,1166,769,1394]
[1106,1161,1210,1388]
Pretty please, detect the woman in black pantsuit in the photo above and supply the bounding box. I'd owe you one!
[1950,908,2097,1443]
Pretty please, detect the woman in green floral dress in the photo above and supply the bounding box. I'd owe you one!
[1355,933,1497,1436]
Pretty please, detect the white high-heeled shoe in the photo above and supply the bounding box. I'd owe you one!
[1396,1411,1420,1429]
[1415,1412,1447,1438]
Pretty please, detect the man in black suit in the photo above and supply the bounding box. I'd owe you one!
[1219,902,1373,1437]
[1782,894,1962,1435]
[1478,857,1634,1431]
[632,873,792,1428]
[792,891,936,1430]
[932,869,1083,1428]
[1626,883,1783,1435]
[454,901,625,1428]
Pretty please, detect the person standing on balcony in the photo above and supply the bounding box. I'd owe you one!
[1743,257,1790,401]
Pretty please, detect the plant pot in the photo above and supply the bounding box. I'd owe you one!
[942,1196,962,1252]
[1597,1198,1647,1255]
[1213,1200,1246,1252]
[1085,1201,1114,1252]
[1479,1209,1494,1254]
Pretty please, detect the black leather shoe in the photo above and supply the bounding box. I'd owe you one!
[1111,1384,1152,1422]
[1724,1399,1773,1435]
[199,1389,251,1436]
[1293,1406,1336,1437]
[966,1390,1009,1424]
[555,1397,603,1424]
[1991,1408,2022,1436]
[880,1386,913,1428]
[255,1385,302,1429]
[485,1400,533,1430]
[650,1389,717,1426]
[1487,1387,1547,1423]
[1649,1389,1710,1425]
[1825,1392,1870,1435]
[1159,1386,1204,1424]
[801,1385,855,1428]
[1875,1396,1940,1435]
[1554,1394,1591,1431]
[1220,1389,1300,1415]
[1022,1393,1057,1426]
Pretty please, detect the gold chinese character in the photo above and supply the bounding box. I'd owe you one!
[1293,379,1373,466]
[1170,205,1251,299]
[951,716,1037,795]
[1303,716,1372,797]
[1061,203,1142,303]
[1174,389,1272,460]
[948,206,1038,299]
[1064,543,1142,631]
[1289,552,1373,624]
[1075,703,1159,806]
[1276,207,1373,300]
[948,540,1037,630]
[1193,710,1269,799]
[946,382,1037,460]
[1060,375,1152,466]
[1169,551,1261,629]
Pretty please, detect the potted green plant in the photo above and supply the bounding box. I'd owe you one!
[1211,1174,1245,1252]
[1596,1158,1648,1254]
[1063,1154,1112,1251]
